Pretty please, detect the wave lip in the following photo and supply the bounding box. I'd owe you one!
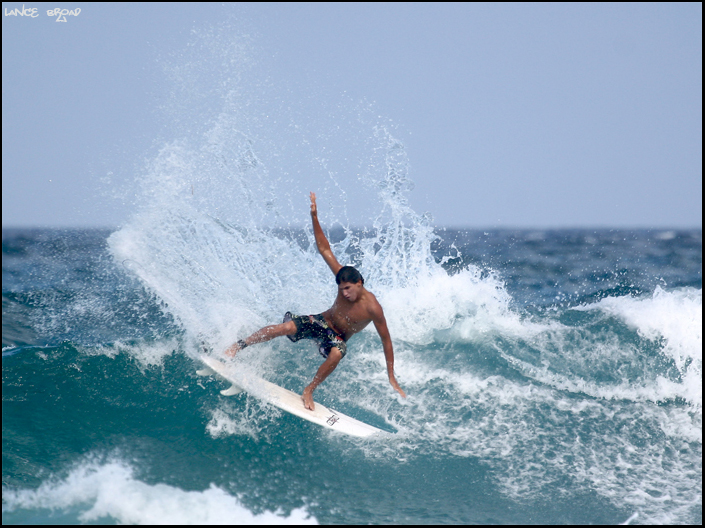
[577,286,702,409]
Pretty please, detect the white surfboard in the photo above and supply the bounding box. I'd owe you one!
[197,355,384,438]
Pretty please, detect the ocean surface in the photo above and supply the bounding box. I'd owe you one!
[2,217,701,524]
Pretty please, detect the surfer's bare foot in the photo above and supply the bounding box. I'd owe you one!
[302,386,315,411]
[224,339,246,358]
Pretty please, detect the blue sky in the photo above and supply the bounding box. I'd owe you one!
[2,2,702,228]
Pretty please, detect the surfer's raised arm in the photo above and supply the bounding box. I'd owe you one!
[310,192,342,276]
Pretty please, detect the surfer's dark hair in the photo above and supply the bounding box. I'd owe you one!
[336,266,364,285]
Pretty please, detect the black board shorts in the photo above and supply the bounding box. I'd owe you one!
[283,312,347,359]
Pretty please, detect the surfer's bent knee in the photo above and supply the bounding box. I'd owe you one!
[327,347,343,363]
[282,320,297,335]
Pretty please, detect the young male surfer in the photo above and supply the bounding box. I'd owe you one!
[224,192,406,411]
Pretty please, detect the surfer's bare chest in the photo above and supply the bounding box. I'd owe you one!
[323,296,373,339]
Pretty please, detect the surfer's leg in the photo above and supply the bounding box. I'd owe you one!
[245,321,298,345]
[224,321,297,357]
[302,347,342,410]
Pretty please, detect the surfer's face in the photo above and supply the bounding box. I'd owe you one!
[339,281,363,302]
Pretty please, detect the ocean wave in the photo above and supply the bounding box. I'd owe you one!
[576,286,702,409]
[2,459,317,525]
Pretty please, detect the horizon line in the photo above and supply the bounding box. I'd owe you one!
[2,224,702,232]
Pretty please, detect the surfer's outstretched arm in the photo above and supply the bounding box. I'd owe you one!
[370,302,406,398]
[310,192,342,276]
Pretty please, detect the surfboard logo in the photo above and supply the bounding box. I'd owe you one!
[326,411,340,426]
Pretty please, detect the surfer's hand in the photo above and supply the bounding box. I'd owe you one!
[390,377,406,398]
[309,192,317,218]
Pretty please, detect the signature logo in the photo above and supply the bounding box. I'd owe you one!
[4,5,81,22]
[326,412,340,426]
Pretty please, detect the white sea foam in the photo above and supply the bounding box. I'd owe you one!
[374,267,520,346]
[205,395,282,440]
[85,339,182,368]
[577,286,702,409]
[342,344,701,524]
[2,460,317,525]
[331,276,702,523]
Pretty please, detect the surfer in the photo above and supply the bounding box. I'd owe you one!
[224,192,406,410]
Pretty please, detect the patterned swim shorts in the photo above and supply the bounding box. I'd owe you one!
[283,312,347,359]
